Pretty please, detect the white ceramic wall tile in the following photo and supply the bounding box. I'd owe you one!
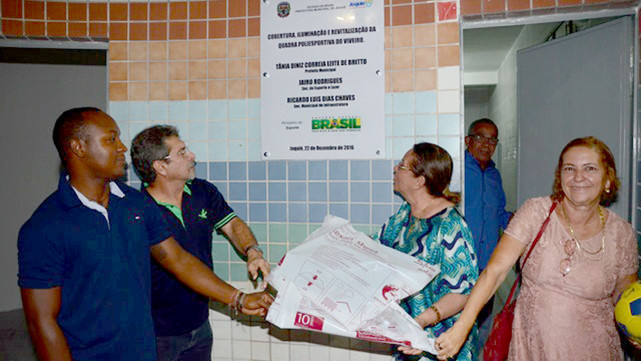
[393,137,415,159]
[250,323,271,342]
[309,345,331,361]
[231,320,251,340]
[437,66,460,90]
[248,141,262,161]
[128,101,148,121]
[210,307,230,321]
[108,101,128,123]
[212,339,233,358]
[168,101,188,121]
[189,141,208,162]
[416,136,437,146]
[437,90,460,113]
[350,349,373,361]
[209,142,228,161]
[228,141,247,161]
[290,343,311,361]
[251,341,271,361]
[438,113,460,135]
[114,117,130,144]
[270,343,291,361]
[189,121,208,141]
[371,353,395,361]
[211,319,232,339]
[439,136,461,159]
[416,113,437,136]
[385,139,393,159]
[169,121,189,139]
[232,340,252,359]
[208,100,228,120]
[130,121,151,139]
[392,115,414,137]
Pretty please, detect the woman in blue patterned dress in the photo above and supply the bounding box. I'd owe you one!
[372,143,478,361]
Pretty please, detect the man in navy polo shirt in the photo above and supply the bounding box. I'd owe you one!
[130,125,270,361]
[18,108,272,361]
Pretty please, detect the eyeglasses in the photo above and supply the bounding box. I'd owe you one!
[396,160,411,172]
[163,147,190,161]
[559,238,576,276]
[469,134,499,145]
[559,204,606,276]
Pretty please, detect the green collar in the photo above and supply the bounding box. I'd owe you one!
[146,181,192,228]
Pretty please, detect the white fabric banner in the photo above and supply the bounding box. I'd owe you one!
[266,216,439,353]
[260,0,385,160]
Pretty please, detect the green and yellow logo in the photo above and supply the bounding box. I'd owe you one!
[312,117,361,131]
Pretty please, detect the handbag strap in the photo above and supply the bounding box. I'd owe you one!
[504,200,558,305]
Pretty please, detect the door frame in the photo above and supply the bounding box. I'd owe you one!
[460,8,638,227]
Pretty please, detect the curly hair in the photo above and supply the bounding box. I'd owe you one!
[551,136,619,205]
[408,142,460,204]
[130,125,179,184]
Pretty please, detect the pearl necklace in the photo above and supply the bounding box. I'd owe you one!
[561,203,606,260]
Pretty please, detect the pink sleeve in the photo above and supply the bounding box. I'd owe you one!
[504,197,552,247]
[613,215,639,277]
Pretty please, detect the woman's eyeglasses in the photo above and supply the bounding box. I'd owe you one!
[560,239,577,276]
[396,161,411,171]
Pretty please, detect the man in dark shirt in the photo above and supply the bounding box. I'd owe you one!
[130,125,270,361]
[18,108,272,361]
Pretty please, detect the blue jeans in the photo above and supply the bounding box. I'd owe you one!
[156,321,213,361]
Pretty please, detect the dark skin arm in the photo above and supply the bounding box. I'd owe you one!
[20,287,72,361]
[151,237,273,315]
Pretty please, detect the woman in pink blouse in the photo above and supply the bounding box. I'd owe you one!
[434,136,638,360]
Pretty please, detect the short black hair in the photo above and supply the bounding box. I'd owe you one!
[130,125,179,184]
[52,107,102,164]
[467,118,498,137]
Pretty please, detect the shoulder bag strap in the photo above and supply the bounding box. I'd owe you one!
[504,200,558,304]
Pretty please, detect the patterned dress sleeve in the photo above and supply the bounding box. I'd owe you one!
[434,212,478,296]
